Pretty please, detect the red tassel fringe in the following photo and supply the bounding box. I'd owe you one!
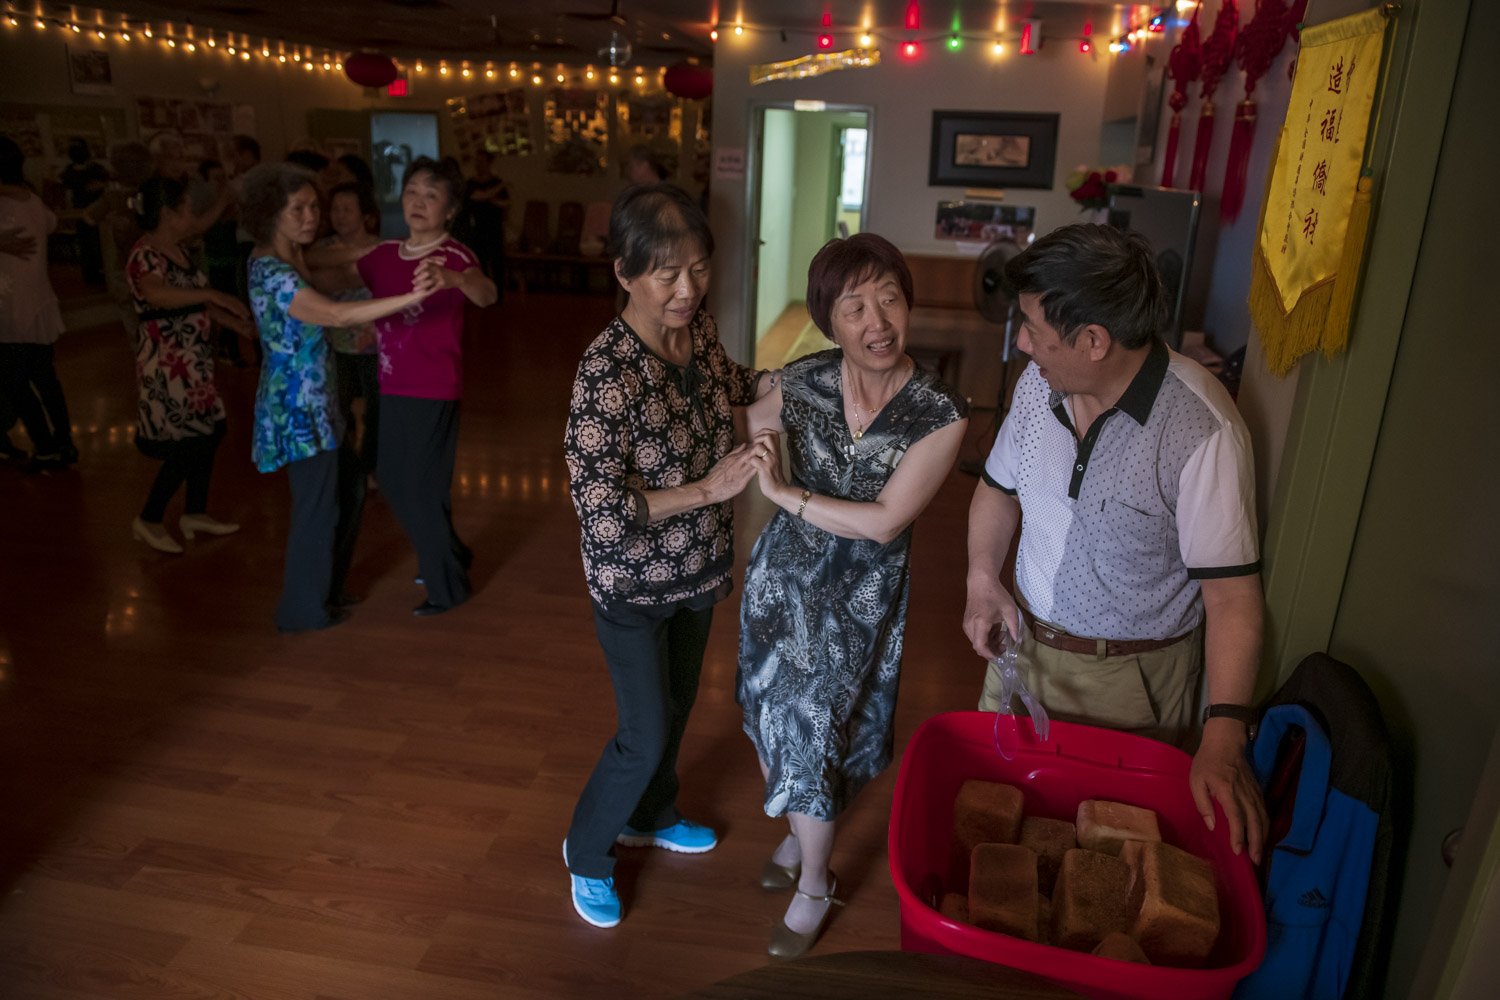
[1189,102,1217,192]
[1161,112,1182,188]
[1221,101,1258,221]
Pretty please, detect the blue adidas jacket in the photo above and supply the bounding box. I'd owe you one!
[1233,705,1377,1000]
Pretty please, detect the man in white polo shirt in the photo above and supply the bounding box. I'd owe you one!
[964,224,1267,862]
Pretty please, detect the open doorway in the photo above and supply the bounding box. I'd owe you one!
[746,103,872,370]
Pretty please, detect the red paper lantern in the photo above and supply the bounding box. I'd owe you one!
[345,52,398,89]
[662,61,712,100]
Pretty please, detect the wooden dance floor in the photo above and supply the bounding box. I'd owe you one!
[0,291,995,998]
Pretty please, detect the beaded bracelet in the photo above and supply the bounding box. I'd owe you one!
[796,489,812,518]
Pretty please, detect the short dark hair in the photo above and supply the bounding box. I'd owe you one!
[0,135,23,185]
[337,153,374,190]
[1004,223,1167,349]
[607,183,713,279]
[239,162,318,245]
[135,173,192,231]
[231,135,261,161]
[805,233,914,339]
[401,156,465,212]
[285,149,330,174]
[328,181,379,234]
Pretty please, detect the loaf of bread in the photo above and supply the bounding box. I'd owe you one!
[1050,848,1132,951]
[939,892,969,923]
[1127,841,1221,967]
[1093,930,1152,964]
[1019,815,1077,895]
[1076,799,1162,856]
[968,843,1039,941]
[954,779,1025,855]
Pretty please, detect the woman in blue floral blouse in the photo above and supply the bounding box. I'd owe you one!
[240,163,436,633]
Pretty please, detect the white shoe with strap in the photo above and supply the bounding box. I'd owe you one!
[132,517,183,554]
[180,514,240,540]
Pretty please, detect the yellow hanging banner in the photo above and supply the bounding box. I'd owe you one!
[1250,8,1387,375]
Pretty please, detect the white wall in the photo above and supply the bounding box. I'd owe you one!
[708,32,1113,362]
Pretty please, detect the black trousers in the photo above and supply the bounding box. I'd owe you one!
[0,343,74,456]
[564,599,714,879]
[378,395,470,608]
[276,446,364,631]
[138,423,224,521]
[335,352,380,477]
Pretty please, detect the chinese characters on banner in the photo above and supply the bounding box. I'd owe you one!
[1250,8,1386,376]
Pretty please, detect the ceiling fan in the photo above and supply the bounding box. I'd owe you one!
[562,0,628,25]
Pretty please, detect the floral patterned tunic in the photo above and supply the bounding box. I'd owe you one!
[737,350,967,820]
[248,255,341,473]
[125,242,226,441]
[564,311,761,607]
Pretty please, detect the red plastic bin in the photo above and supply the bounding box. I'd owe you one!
[888,711,1265,1000]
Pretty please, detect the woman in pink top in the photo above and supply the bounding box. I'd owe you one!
[357,156,497,615]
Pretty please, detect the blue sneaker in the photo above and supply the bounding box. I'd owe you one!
[615,818,718,854]
[564,840,621,928]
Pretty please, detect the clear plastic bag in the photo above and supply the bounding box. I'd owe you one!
[990,611,1050,760]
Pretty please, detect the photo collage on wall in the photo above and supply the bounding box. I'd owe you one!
[544,89,610,175]
[137,96,255,165]
[615,93,681,179]
[447,89,532,168]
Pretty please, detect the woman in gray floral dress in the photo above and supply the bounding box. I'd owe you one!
[739,234,967,958]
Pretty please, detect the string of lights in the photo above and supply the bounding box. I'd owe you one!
[0,3,687,91]
[707,2,1186,58]
[3,1,1191,86]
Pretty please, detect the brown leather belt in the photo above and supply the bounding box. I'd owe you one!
[1030,620,1191,658]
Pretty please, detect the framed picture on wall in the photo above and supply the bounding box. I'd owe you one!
[66,45,114,95]
[929,110,1059,189]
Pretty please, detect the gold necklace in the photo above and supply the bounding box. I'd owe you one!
[844,358,910,441]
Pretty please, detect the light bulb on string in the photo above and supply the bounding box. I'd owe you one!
[143,25,152,38]
[859,32,873,47]
[439,61,449,76]
[485,63,495,78]
[508,64,518,78]
[531,73,542,85]
[947,34,961,51]
[70,23,80,33]
[462,62,472,77]
[818,11,832,50]
[709,27,718,42]
[901,40,920,59]
[991,39,1004,56]
[733,24,743,37]
[1080,20,1092,54]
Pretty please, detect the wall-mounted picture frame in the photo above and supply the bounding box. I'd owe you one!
[929,110,1059,189]
[67,45,114,95]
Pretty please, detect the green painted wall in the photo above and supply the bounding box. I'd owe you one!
[1326,0,1500,993]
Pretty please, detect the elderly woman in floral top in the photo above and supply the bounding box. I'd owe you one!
[561,184,779,929]
[239,163,435,633]
[124,173,256,554]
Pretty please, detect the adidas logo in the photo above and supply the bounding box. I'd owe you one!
[1299,888,1330,909]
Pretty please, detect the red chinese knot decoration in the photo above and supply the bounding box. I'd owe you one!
[1189,0,1239,193]
[1161,4,1204,188]
[345,52,399,89]
[1221,0,1308,219]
